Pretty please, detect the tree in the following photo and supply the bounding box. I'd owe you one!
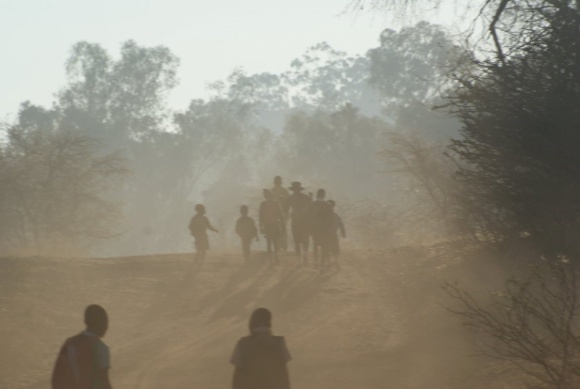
[367,22,467,141]
[381,132,458,236]
[59,40,179,143]
[351,0,580,62]
[448,6,580,257]
[368,21,464,110]
[0,103,127,252]
[279,104,387,199]
[445,260,580,388]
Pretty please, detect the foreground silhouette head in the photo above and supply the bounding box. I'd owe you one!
[249,307,272,333]
[263,189,273,200]
[195,204,206,215]
[316,188,326,199]
[240,205,248,216]
[84,304,108,337]
[274,176,282,186]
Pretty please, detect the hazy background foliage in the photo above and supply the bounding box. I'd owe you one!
[0,21,465,256]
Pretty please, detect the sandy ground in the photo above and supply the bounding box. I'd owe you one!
[0,246,512,389]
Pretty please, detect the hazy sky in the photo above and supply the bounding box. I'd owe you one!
[0,0,464,120]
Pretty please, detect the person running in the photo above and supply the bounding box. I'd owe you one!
[287,181,312,264]
[188,204,219,263]
[52,304,113,389]
[309,189,334,270]
[259,189,284,265]
[236,205,259,263]
[230,308,291,389]
[271,176,289,252]
[327,199,346,267]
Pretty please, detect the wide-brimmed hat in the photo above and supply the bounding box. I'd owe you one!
[288,181,305,191]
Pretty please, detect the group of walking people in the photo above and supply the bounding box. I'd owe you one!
[189,176,346,269]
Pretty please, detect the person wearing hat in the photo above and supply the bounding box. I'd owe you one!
[287,181,312,263]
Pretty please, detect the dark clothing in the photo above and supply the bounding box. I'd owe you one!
[52,331,110,389]
[194,233,209,251]
[309,200,334,247]
[236,216,258,240]
[236,216,257,261]
[231,333,291,389]
[259,200,284,239]
[271,186,290,251]
[271,186,290,217]
[189,214,216,251]
[329,213,346,256]
[287,192,312,247]
[241,237,253,261]
[287,192,312,218]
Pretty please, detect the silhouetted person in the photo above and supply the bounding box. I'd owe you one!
[287,181,312,264]
[188,204,219,263]
[236,205,259,262]
[271,176,289,251]
[259,189,284,265]
[309,189,334,269]
[52,304,112,389]
[230,308,291,389]
[327,200,346,267]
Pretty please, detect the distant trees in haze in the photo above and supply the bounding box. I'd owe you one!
[0,21,469,254]
[278,104,387,199]
[0,104,126,252]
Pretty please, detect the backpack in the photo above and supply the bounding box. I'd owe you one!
[52,334,99,389]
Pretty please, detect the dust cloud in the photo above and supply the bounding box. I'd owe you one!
[0,244,513,389]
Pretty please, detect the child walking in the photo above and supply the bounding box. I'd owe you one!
[188,204,219,262]
[235,205,259,262]
[327,199,346,267]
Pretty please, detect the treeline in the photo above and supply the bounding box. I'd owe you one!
[4,4,580,265]
[0,22,463,255]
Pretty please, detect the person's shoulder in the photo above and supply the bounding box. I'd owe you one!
[238,335,253,345]
[95,338,109,353]
[96,337,109,347]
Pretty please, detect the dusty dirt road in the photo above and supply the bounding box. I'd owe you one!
[1,248,496,389]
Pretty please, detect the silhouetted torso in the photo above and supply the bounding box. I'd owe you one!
[287,192,312,219]
[309,199,334,244]
[52,331,110,389]
[189,214,212,249]
[271,186,290,216]
[236,215,258,240]
[329,212,346,255]
[231,331,291,389]
[259,200,283,238]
